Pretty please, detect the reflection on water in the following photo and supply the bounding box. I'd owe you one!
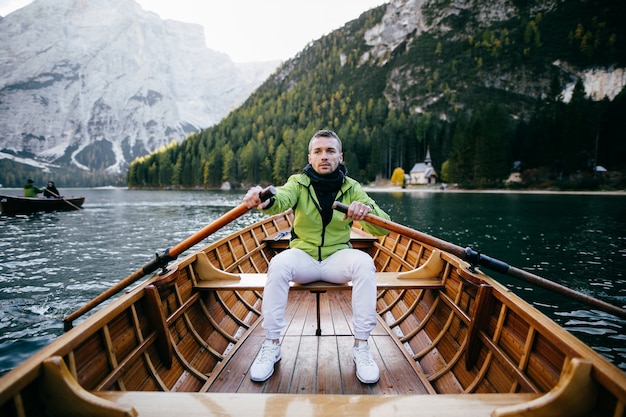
[0,188,624,375]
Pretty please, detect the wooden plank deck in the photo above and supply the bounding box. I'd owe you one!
[205,290,432,395]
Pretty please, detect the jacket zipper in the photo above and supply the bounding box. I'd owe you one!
[305,181,350,261]
[306,186,325,261]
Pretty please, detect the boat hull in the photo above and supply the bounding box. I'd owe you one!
[0,210,624,417]
[0,194,84,215]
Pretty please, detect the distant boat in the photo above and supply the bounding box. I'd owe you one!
[0,194,84,215]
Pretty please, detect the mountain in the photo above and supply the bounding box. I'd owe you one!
[128,0,626,190]
[362,0,625,106]
[0,0,278,185]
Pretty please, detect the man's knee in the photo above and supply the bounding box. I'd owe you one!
[269,250,295,272]
[353,250,375,268]
[268,248,307,282]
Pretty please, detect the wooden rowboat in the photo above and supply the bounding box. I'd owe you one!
[0,194,84,215]
[0,207,625,417]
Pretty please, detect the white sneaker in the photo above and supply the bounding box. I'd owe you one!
[250,340,281,382]
[353,342,380,384]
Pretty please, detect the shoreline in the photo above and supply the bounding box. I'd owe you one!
[2,186,624,196]
[362,185,626,196]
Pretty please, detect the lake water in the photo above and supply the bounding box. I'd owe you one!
[1,188,625,375]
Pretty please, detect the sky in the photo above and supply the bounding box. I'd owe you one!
[0,0,387,62]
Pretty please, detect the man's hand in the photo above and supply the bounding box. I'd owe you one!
[243,186,271,210]
[345,202,371,221]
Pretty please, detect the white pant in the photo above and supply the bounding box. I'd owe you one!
[262,248,377,340]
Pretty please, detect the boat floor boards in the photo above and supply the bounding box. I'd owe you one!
[94,289,540,416]
[206,290,432,395]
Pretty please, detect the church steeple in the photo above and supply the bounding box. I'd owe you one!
[425,147,432,166]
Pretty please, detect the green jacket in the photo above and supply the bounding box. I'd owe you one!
[23,183,43,198]
[263,173,390,261]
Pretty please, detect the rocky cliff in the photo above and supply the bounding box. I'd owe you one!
[362,0,625,111]
[0,0,277,175]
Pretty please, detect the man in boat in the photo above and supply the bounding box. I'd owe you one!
[43,181,60,198]
[23,179,44,197]
[243,129,391,384]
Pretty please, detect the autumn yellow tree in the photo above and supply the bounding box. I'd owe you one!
[391,167,405,186]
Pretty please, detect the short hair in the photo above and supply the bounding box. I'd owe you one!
[309,130,342,153]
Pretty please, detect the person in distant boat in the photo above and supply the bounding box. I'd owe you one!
[43,181,60,198]
[23,179,44,198]
[243,129,391,384]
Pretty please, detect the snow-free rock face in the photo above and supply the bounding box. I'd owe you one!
[362,0,560,66]
[0,0,277,173]
[360,0,625,113]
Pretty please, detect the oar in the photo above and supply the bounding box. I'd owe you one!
[63,186,276,326]
[45,189,81,211]
[333,202,626,320]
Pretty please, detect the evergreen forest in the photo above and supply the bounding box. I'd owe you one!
[128,0,626,190]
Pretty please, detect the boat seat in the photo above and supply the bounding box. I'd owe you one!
[193,248,445,335]
[192,271,445,291]
[263,228,380,251]
[192,245,445,292]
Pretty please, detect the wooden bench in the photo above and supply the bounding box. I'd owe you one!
[263,228,381,251]
[194,229,446,290]
[193,240,446,335]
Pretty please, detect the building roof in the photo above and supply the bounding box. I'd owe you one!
[409,148,437,178]
[410,163,437,177]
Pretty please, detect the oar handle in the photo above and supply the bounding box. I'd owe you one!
[333,202,626,320]
[63,186,276,326]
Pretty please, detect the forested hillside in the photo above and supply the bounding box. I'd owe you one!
[128,0,626,190]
